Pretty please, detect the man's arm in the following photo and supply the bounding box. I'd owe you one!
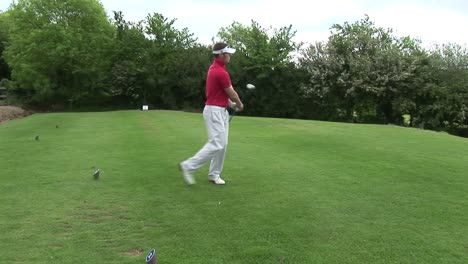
[225,86,244,112]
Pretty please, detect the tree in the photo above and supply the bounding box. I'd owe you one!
[217,20,303,117]
[299,41,348,120]
[0,11,11,81]
[300,16,424,123]
[108,11,149,106]
[108,11,209,110]
[422,44,468,134]
[3,0,114,107]
[390,38,438,128]
[140,13,200,109]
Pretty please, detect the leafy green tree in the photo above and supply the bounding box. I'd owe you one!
[300,16,425,124]
[140,13,200,109]
[421,44,468,133]
[108,11,149,106]
[169,45,212,110]
[3,0,114,107]
[299,41,347,120]
[217,20,303,117]
[390,39,439,128]
[108,11,209,110]
[0,11,11,81]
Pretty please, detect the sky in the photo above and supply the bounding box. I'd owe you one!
[1,0,468,47]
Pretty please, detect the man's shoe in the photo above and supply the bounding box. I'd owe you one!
[179,162,195,185]
[209,177,225,185]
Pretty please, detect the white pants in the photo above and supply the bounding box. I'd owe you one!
[183,105,229,179]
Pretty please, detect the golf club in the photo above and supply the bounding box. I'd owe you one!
[92,166,100,179]
[229,83,255,122]
[146,249,157,264]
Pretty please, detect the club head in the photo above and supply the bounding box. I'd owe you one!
[93,168,100,179]
[246,84,256,90]
[146,249,157,264]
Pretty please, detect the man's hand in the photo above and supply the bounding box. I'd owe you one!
[228,100,237,109]
[229,100,244,112]
[235,102,244,112]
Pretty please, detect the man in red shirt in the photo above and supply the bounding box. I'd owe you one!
[179,43,244,185]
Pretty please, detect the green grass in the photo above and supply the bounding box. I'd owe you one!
[1,110,467,264]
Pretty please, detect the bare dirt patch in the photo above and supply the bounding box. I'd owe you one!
[122,248,144,256]
[0,106,33,124]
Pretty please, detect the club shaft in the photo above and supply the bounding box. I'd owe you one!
[229,110,237,122]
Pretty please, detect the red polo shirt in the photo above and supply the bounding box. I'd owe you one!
[205,58,232,107]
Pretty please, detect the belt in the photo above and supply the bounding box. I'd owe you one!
[206,105,228,110]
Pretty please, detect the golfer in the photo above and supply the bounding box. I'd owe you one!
[179,43,244,185]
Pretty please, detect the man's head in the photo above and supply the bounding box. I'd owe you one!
[212,42,236,63]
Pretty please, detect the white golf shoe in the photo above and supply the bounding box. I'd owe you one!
[209,177,225,185]
[179,162,195,185]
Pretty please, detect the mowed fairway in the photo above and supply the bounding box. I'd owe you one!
[1,110,467,264]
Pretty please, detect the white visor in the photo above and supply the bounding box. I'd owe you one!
[212,46,236,54]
